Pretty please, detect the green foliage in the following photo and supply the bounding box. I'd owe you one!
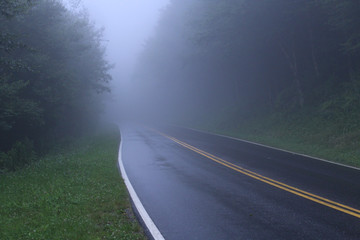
[0,126,145,239]
[0,138,36,172]
[134,0,360,120]
[0,0,33,18]
[318,0,360,54]
[0,0,111,170]
[133,0,360,166]
[200,111,360,167]
[0,77,42,131]
[320,73,360,130]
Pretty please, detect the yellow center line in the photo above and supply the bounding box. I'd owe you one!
[169,136,360,213]
[154,130,360,219]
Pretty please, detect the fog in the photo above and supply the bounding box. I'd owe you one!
[1,0,359,170]
[80,0,168,79]
[72,0,360,126]
[72,0,169,121]
[1,1,359,237]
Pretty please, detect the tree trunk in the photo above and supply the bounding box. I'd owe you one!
[279,42,304,108]
[294,73,304,108]
[310,30,320,78]
[233,77,241,104]
[307,10,320,78]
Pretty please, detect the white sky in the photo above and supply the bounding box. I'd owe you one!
[79,0,169,83]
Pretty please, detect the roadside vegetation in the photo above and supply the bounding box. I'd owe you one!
[0,125,146,240]
[198,110,360,168]
[0,0,111,172]
[133,0,360,167]
[0,2,146,238]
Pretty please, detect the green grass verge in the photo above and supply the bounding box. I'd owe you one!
[0,125,146,240]
[197,114,360,168]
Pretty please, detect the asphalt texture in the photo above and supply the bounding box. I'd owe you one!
[120,125,360,240]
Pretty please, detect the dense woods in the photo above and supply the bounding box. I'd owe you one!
[0,0,111,171]
[133,0,360,129]
[2,0,360,170]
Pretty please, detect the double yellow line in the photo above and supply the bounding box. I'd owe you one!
[156,130,360,219]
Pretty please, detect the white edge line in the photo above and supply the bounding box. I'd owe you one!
[118,129,165,240]
[170,124,360,171]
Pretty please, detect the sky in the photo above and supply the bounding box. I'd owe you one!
[64,0,170,118]
[77,0,169,84]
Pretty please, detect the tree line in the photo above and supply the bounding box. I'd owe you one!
[133,0,360,127]
[0,0,111,171]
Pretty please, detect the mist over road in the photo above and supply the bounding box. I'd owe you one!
[120,125,360,240]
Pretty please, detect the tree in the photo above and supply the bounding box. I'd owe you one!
[133,0,360,123]
[0,0,111,169]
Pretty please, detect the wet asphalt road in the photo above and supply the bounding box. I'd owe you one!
[120,125,360,240]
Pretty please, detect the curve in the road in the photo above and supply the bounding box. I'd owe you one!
[155,129,360,219]
[118,134,165,240]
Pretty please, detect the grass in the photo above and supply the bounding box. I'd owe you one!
[0,125,146,240]
[196,112,360,168]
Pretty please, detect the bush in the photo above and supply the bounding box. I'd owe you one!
[0,138,36,172]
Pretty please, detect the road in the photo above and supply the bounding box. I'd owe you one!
[120,125,360,240]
